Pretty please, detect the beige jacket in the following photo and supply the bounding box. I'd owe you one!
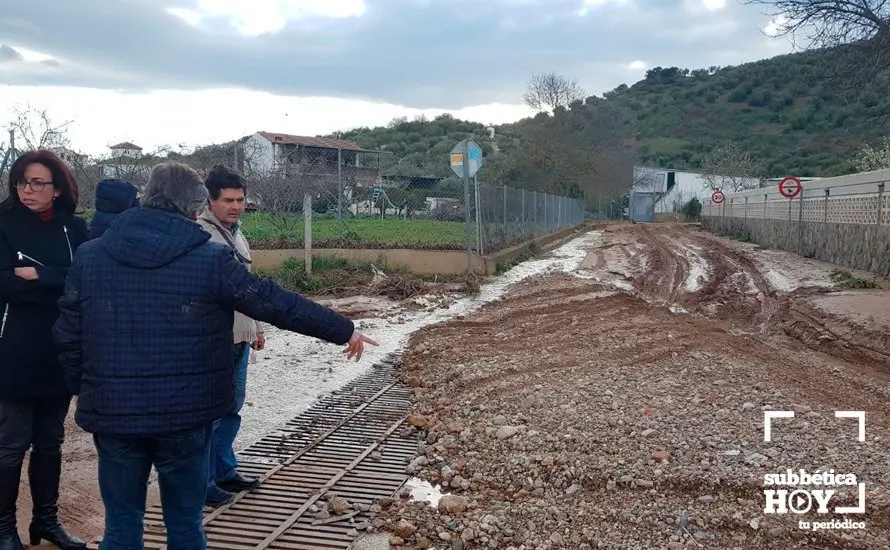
[197,209,266,344]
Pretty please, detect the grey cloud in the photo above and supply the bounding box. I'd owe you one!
[0,0,790,108]
[0,44,24,63]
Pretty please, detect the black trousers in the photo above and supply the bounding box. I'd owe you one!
[0,397,71,468]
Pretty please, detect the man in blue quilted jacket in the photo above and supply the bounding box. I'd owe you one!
[88,178,140,239]
[52,161,377,550]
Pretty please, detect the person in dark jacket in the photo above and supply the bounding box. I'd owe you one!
[0,150,89,550]
[88,178,139,239]
[52,161,377,550]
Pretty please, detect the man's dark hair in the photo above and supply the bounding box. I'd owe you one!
[204,164,246,200]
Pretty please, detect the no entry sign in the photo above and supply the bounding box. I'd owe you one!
[779,176,802,199]
[711,190,725,204]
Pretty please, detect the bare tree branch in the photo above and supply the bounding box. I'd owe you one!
[523,72,586,112]
[1,106,79,202]
[176,141,242,176]
[93,145,173,189]
[699,143,766,192]
[4,104,73,150]
[633,167,660,191]
[744,0,890,85]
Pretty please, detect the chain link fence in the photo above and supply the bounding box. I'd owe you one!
[1,140,590,255]
[475,183,585,254]
[701,172,890,275]
[238,143,587,254]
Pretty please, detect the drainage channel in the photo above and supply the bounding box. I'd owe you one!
[85,354,417,550]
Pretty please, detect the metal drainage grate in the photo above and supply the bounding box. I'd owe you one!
[86,354,417,550]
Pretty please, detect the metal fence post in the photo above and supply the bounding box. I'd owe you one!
[337,147,342,239]
[877,183,885,226]
[521,188,526,235]
[303,193,312,276]
[463,140,472,275]
[473,174,484,256]
[797,192,804,254]
[824,188,829,223]
[543,194,547,232]
[503,185,507,232]
[727,198,735,230]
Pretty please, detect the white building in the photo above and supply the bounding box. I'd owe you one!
[108,142,143,159]
[101,142,150,182]
[242,131,375,179]
[633,166,761,213]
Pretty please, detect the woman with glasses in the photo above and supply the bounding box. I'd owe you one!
[0,150,89,550]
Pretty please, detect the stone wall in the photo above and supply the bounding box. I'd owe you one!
[702,215,890,277]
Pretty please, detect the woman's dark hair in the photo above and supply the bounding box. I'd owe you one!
[204,164,246,200]
[1,149,80,214]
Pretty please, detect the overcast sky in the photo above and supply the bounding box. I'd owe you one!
[0,0,792,156]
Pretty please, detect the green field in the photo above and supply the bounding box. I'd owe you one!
[79,210,470,249]
[239,213,468,250]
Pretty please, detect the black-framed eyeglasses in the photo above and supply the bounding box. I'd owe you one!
[15,180,53,192]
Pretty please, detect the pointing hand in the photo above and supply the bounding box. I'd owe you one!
[344,330,379,361]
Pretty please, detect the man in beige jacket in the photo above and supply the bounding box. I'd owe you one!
[198,165,266,507]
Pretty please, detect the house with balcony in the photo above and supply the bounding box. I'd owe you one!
[242,131,382,186]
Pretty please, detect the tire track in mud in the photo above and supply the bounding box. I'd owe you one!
[631,226,689,306]
[395,273,890,549]
[634,225,771,318]
[615,225,890,376]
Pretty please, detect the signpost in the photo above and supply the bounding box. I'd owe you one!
[450,139,484,274]
[711,190,725,204]
[778,176,802,199]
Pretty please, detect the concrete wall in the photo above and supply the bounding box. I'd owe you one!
[702,168,890,276]
[703,217,890,276]
[251,223,593,276]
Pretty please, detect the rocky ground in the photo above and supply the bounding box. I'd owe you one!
[367,224,890,550]
[21,223,890,550]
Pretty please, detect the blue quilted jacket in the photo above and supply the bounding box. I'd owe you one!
[53,206,355,437]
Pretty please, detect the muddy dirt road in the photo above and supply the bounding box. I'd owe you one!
[18,222,890,549]
[377,224,890,549]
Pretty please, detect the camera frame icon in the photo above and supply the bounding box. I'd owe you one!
[762,410,866,515]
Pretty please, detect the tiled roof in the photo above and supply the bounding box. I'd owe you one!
[109,142,142,150]
[258,132,364,152]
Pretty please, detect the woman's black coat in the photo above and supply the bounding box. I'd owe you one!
[0,203,89,400]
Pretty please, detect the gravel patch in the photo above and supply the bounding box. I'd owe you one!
[365,225,890,550]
